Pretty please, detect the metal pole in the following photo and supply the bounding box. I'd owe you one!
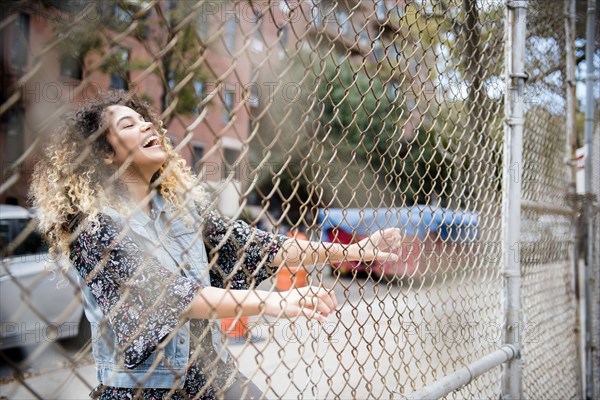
[565,0,584,397]
[583,1,597,398]
[502,1,527,399]
[400,346,517,400]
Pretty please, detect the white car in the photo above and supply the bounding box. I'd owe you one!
[0,204,89,350]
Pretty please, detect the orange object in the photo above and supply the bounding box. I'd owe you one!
[221,317,249,338]
[277,230,309,291]
[276,266,308,291]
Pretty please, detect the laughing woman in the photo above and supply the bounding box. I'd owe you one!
[29,90,400,400]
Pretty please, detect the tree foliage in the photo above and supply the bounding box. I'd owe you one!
[254,52,453,225]
[44,0,210,120]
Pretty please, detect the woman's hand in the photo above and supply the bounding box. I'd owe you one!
[273,228,403,268]
[348,228,402,263]
[264,286,338,323]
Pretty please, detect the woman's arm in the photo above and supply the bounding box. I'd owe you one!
[182,285,338,323]
[272,228,403,267]
[185,228,401,323]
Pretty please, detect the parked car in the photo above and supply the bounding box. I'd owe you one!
[0,204,89,349]
[317,206,479,280]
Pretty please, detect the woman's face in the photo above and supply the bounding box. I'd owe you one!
[103,105,167,179]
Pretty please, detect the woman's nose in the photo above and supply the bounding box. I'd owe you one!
[141,121,153,132]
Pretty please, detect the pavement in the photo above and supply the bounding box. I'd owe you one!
[0,266,502,399]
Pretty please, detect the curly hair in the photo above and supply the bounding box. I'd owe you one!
[29,90,206,260]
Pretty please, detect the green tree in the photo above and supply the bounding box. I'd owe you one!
[44,0,210,122]
[253,52,452,226]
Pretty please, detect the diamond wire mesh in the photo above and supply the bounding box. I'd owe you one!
[587,10,600,397]
[0,1,591,399]
[518,1,580,398]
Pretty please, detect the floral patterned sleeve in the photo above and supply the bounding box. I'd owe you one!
[198,207,288,290]
[69,215,201,369]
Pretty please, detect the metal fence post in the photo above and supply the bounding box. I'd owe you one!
[565,0,584,397]
[584,1,598,399]
[502,1,528,399]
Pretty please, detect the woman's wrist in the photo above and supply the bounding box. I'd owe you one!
[261,293,282,319]
[331,242,359,262]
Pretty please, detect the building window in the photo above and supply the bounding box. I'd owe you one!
[251,10,263,53]
[191,144,204,173]
[223,148,240,180]
[247,83,260,108]
[225,18,236,54]
[223,87,235,123]
[60,54,83,80]
[110,48,129,90]
[279,25,289,49]
[193,80,205,114]
[3,107,24,163]
[110,72,128,89]
[198,6,210,41]
[247,65,259,107]
[10,14,29,69]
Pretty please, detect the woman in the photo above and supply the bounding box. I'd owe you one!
[29,90,400,399]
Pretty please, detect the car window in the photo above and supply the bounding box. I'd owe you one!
[0,221,9,257]
[12,219,48,256]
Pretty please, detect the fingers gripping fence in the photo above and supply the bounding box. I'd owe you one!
[0,1,597,399]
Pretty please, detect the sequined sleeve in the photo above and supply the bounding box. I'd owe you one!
[199,208,288,290]
[69,215,201,369]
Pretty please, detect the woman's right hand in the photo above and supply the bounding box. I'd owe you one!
[264,286,338,323]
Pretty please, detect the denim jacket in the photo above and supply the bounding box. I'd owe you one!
[71,195,286,390]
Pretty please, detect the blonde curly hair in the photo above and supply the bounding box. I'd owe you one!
[29,90,206,259]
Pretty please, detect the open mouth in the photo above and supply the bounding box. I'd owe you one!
[142,136,160,148]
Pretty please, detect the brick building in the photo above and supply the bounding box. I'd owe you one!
[1,0,428,212]
[0,1,256,212]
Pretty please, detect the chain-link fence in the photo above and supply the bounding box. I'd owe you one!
[0,1,598,399]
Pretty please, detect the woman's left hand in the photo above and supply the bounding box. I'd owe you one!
[347,228,402,262]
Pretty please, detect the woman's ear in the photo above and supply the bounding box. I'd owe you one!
[102,153,114,165]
